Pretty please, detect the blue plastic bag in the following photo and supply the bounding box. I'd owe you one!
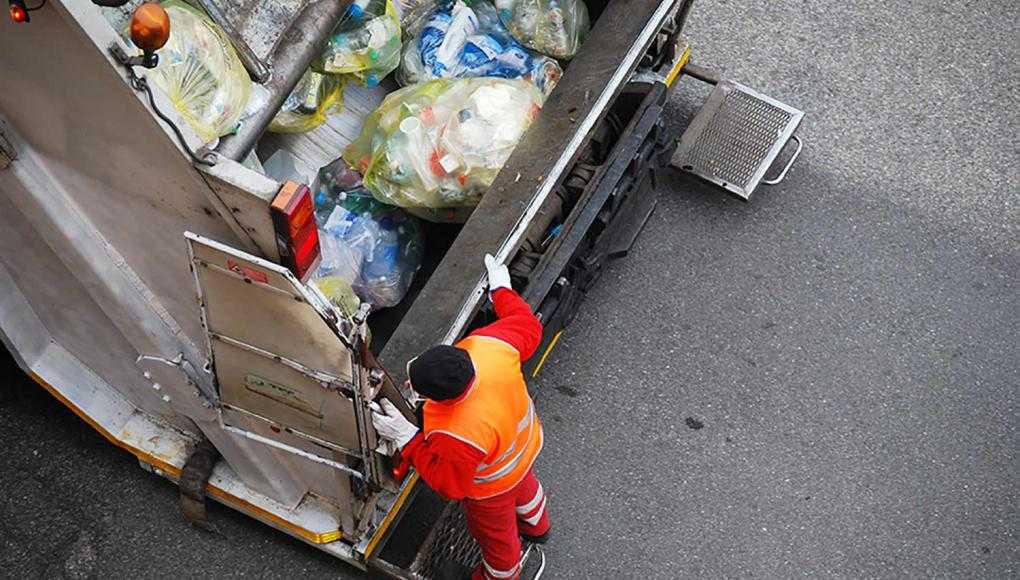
[399,0,562,96]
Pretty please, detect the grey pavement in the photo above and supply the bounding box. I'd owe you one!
[1,0,1017,578]
[535,0,1019,577]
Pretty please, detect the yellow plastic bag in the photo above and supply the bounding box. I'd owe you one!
[314,0,402,87]
[269,70,345,134]
[343,78,544,220]
[147,1,252,142]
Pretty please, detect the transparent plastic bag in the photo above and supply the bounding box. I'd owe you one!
[147,0,252,142]
[343,78,544,219]
[399,0,562,96]
[494,0,589,59]
[314,0,402,87]
[313,185,424,308]
[269,70,346,134]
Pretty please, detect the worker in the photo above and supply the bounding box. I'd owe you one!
[372,254,549,580]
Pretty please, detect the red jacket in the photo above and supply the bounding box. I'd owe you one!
[402,288,543,500]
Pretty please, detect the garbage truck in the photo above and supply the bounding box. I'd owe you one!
[0,0,803,576]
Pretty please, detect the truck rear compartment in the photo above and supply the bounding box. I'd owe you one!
[236,0,659,358]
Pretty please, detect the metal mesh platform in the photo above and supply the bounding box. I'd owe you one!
[412,504,482,577]
[672,80,803,199]
[410,503,544,579]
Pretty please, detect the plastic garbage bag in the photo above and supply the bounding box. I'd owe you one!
[343,78,544,219]
[147,0,252,142]
[399,0,562,96]
[314,0,402,87]
[494,0,589,59]
[311,274,362,317]
[313,185,423,308]
[269,70,346,134]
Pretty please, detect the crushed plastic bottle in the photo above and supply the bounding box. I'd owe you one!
[494,0,589,59]
[146,0,252,142]
[314,0,402,87]
[343,77,544,220]
[399,0,562,96]
[269,69,346,134]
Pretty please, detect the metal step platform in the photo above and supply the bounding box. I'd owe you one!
[671,80,803,199]
[408,502,545,579]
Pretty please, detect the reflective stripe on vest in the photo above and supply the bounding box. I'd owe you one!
[423,335,544,499]
[474,400,535,484]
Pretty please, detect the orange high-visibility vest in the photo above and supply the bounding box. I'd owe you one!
[423,335,544,499]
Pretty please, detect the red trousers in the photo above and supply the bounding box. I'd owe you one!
[464,469,550,580]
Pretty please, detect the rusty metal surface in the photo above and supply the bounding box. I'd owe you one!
[195,0,312,80]
[215,0,351,160]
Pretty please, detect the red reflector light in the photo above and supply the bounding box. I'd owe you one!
[9,4,28,23]
[271,182,321,282]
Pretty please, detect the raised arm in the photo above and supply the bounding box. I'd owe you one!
[470,288,544,361]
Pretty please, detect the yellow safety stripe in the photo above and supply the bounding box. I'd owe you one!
[665,45,692,88]
[531,330,564,378]
[28,372,342,545]
[364,471,420,558]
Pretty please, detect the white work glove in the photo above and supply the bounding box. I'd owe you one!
[484,253,512,296]
[370,399,418,450]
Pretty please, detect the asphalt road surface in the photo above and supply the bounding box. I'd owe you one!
[2,0,1017,578]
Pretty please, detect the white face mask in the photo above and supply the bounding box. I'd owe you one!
[405,356,423,404]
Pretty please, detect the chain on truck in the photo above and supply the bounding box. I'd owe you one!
[0,0,802,576]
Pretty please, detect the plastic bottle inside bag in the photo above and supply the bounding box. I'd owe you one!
[398,0,562,96]
[145,0,252,142]
[269,69,346,134]
[494,0,589,59]
[310,177,423,308]
[343,77,544,220]
[314,0,402,87]
[314,158,365,224]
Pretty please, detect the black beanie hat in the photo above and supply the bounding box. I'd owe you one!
[408,345,475,401]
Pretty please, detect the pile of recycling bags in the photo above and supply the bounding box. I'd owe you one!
[137,0,592,309]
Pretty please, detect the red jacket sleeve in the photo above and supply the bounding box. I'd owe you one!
[469,288,544,361]
[401,432,485,501]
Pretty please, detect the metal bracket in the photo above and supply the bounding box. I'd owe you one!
[137,352,216,411]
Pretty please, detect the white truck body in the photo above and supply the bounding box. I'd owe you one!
[0,0,696,573]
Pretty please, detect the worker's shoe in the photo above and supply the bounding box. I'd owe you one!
[521,529,551,545]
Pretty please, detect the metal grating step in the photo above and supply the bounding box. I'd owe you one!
[672,80,803,199]
[410,502,545,579]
